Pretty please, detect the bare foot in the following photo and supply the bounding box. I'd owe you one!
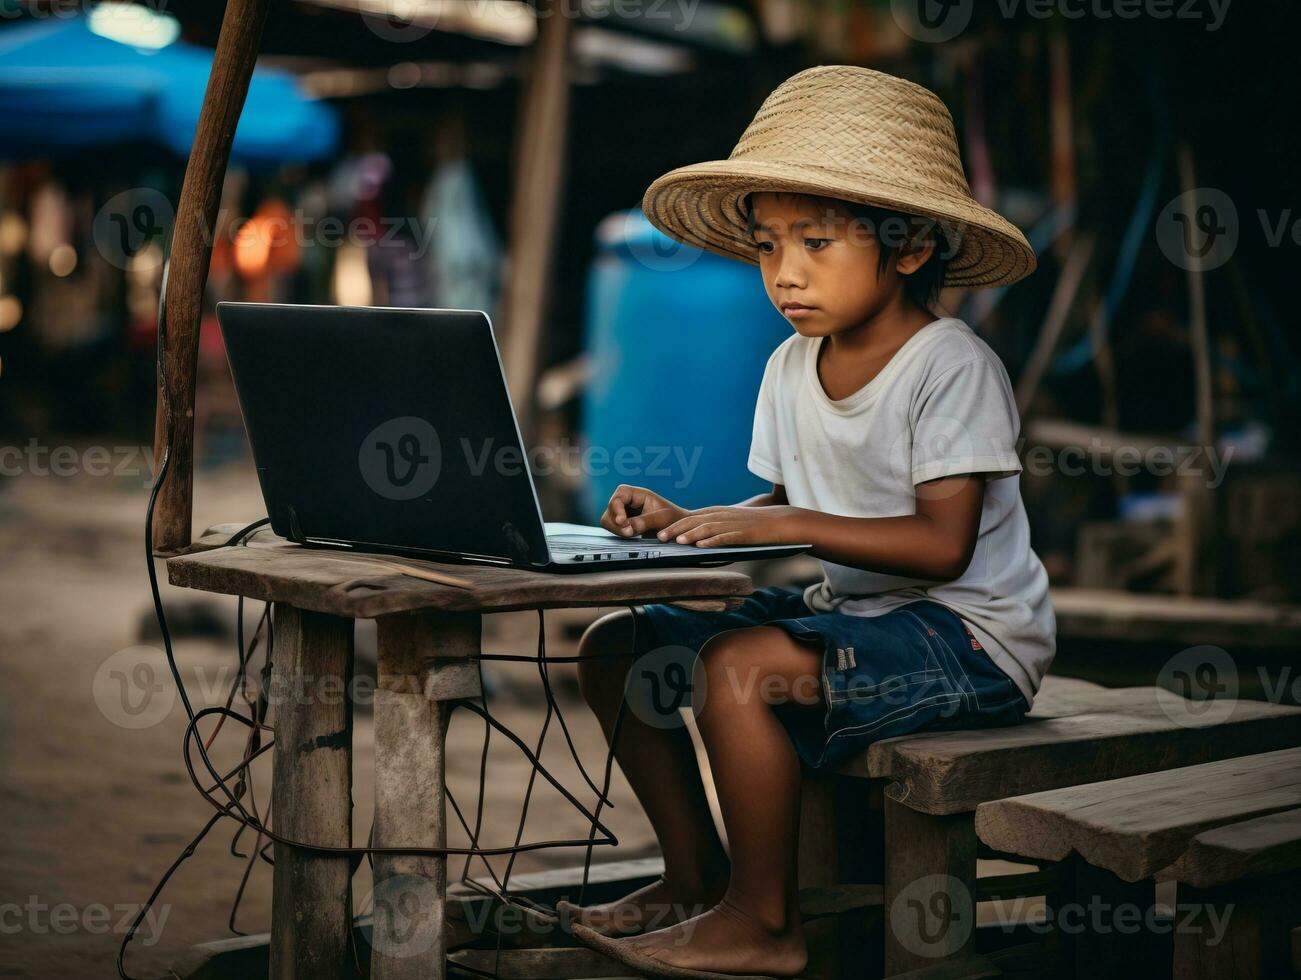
[619,896,808,976]
[559,872,728,936]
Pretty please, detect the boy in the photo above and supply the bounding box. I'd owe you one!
[558,66,1054,979]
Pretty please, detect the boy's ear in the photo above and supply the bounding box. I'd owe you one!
[896,239,936,276]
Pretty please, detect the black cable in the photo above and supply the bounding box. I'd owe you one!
[121,245,646,979]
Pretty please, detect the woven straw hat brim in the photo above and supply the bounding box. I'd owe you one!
[642,159,1036,289]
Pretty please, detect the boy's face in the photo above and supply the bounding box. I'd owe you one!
[748,191,932,336]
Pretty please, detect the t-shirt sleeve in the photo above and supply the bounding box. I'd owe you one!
[909,356,1023,485]
[747,354,783,484]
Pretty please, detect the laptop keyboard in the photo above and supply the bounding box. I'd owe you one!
[547,541,663,561]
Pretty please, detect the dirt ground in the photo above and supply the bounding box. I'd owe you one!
[0,454,680,979]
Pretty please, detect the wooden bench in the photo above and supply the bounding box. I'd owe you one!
[807,681,1301,976]
[975,747,1301,979]
[484,677,1301,979]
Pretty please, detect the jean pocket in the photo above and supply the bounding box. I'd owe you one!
[823,623,948,704]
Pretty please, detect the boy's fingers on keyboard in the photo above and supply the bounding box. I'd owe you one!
[656,513,703,540]
[675,520,724,544]
[628,507,676,536]
[695,530,743,547]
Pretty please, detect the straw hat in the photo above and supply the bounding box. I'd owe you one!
[641,65,1036,289]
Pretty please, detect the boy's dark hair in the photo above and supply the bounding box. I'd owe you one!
[743,191,950,312]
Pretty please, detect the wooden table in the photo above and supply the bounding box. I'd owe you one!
[168,526,753,980]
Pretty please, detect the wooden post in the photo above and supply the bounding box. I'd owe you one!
[151,0,271,556]
[883,798,977,974]
[371,611,482,980]
[1173,143,1219,597]
[269,604,355,980]
[499,0,573,448]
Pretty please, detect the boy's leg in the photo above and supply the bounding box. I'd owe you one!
[568,609,732,931]
[618,625,821,977]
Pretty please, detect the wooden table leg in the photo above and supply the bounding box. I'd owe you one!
[883,797,977,974]
[269,604,355,980]
[371,611,481,980]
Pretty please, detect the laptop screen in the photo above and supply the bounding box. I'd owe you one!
[216,303,551,566]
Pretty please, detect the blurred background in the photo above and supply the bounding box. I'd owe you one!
[1,0,1299,976]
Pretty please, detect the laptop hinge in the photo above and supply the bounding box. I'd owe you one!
[501,521,537,567]
[285,505,307,545]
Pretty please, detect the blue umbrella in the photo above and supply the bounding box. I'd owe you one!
[0,12,339,164]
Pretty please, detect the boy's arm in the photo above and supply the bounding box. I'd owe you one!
[656,474,985,582]
[790,474,984,580]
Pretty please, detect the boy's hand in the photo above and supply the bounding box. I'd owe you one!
[600,485,693,538]
[655,505,808,548]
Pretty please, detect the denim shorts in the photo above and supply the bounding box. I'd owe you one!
[631,585,1031,771]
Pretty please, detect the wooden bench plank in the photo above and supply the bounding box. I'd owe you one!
[841,686,1301,815]
[974,747,1301,881]
[1158,808,1301,887]
[168,527,753,618]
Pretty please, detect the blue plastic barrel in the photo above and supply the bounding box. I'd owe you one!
[578,210,793,522]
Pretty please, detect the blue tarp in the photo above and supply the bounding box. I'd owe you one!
[0,14,339,164]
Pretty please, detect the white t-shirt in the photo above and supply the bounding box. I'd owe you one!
[747,317,1055,706]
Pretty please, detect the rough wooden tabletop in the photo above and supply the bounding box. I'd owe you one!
[167,525,755,618]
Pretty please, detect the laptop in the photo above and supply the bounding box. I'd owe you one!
[214,302,811,572]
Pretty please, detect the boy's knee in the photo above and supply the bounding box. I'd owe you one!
[697,627,764,687]
[699,626,822,708]
[576,610,636,705]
